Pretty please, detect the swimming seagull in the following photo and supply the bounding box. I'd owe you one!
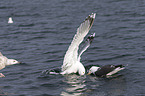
[87,65,125,77]
[0,52,20,77]
[61,13,96,75]
[45,33,96,75]
[8,17,13,24]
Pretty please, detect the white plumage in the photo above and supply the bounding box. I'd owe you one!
[8,17,13,24]
[61,13,96,75]
[0,52,20,77]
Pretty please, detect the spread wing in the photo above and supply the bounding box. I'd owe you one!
[78,33,95,61]
[62,13,96,71]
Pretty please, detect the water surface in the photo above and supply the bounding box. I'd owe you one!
[0,0,145,96]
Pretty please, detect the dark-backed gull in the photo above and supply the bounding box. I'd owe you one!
[87,65,125,77]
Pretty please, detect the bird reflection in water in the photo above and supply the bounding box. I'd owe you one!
[61,74,87,96]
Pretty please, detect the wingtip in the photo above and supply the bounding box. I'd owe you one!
[85,13,96,28]
[93,33,96,37]
[85,13,96,20]
[90,13,96,19]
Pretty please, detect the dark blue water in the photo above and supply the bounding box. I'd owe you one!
[0,0,145,96]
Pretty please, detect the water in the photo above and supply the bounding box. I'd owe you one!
[0,0,145,95]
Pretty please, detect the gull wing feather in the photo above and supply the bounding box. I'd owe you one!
[62,13,96,71]
[0,55,7,70]
[78,33,95,61]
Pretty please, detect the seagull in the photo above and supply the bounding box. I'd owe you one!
[87,65,125,77]
[45,33,96,75]
[61,13,96,75]
[0,52,20,77]
[8,17,13,24]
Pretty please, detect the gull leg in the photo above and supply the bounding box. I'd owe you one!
[0,73,5,77]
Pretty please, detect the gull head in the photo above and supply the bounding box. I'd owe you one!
[6,59,20,65]
[87,66,100,75]
[78,67,85,75]
[78,62,86,75]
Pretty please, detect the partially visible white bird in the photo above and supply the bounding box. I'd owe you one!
[8,17,13,24]
[0,52,20,77]
[61,13,96,75]
[87,65,125,77]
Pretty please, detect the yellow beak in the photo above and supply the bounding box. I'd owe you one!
[87,72,91,75]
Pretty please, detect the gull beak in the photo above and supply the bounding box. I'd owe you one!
[18,62,22,64]
[87,72,91,75]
